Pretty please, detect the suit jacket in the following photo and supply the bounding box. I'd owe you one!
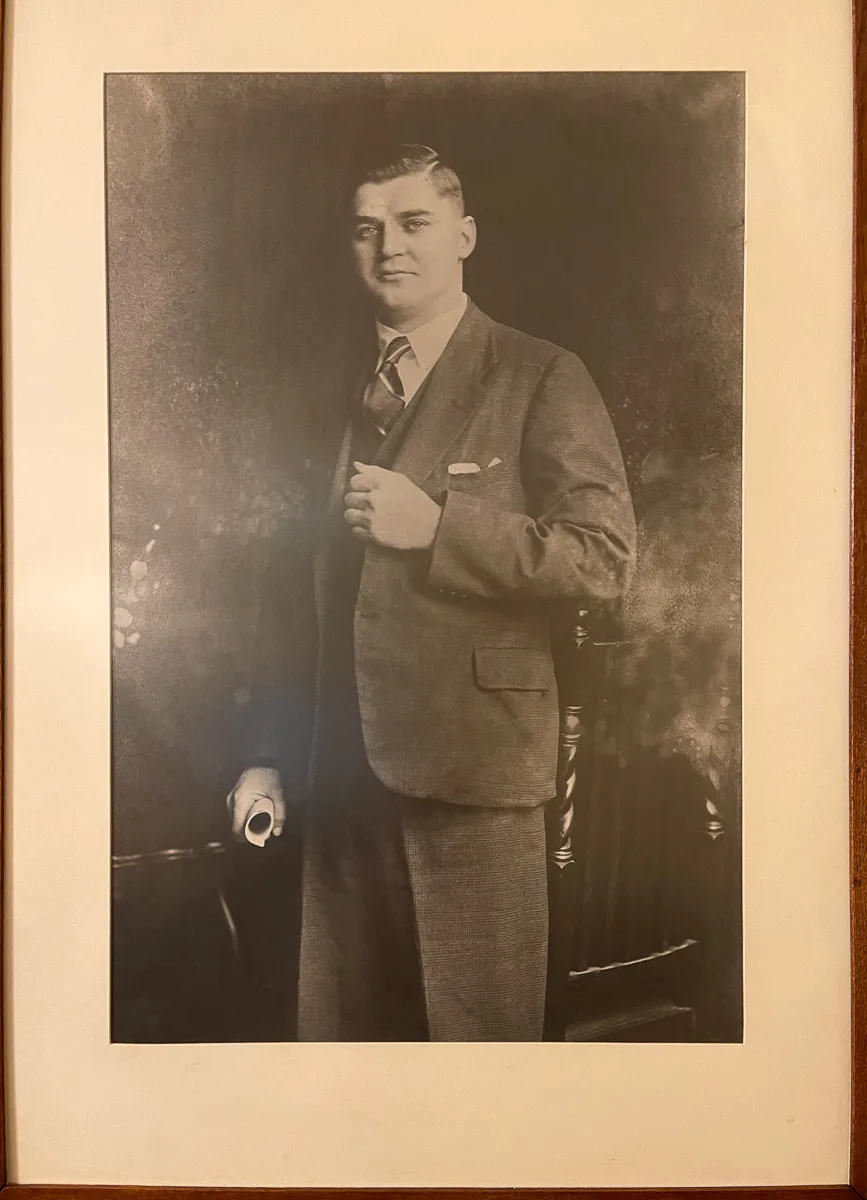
[246,299,636,808]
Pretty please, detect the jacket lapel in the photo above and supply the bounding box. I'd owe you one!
[313,343,375,588]
[390,300,496,485]
[326,422,354,518]
[321,339,376,517]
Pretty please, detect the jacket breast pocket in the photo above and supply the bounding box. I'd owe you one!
[473,647,554,692]
[446,455,523,506]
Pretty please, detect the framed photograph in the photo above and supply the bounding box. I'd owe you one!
[3,0,862,1193]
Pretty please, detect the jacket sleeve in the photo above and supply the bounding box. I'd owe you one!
[427,351,636,603]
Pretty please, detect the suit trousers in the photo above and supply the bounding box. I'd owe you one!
[297,753,550,1042]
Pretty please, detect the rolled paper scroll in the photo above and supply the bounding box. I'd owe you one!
[244,796,275,848]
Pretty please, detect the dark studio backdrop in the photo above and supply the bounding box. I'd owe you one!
[106,72,744,1043]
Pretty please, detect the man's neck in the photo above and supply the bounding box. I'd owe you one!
[377,287,465,334]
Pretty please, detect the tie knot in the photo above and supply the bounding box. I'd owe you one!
[380,335,412,372]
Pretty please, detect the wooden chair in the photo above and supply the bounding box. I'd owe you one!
[544,608,742,1042]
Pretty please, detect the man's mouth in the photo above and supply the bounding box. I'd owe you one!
[378,269,414,279]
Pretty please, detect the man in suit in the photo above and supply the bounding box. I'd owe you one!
[228,143,636,1041]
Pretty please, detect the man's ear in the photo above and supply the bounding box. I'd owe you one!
[458,215,478,261]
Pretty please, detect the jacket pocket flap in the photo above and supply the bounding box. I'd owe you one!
[473,647,553,691]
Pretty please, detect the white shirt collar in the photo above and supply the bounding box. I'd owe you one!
[375,293,468,371]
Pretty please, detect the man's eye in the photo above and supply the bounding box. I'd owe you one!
[405,220,427,231]
[355,226,377,239]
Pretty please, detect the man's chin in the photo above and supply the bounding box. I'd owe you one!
[375,278,417,299]
[371,284,421,317]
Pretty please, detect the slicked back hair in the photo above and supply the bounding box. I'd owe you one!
[347,143,465,215]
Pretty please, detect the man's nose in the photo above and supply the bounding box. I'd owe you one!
[379,222,406,259]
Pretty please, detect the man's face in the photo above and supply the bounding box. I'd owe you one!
[351,172,476,327]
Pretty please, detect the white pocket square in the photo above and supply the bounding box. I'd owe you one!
[447,462,481,475]
[487,456,503,468]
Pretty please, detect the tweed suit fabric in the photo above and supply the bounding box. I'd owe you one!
[297,368,549,1041]
[309,301,636,809]
[297,755,548,1042]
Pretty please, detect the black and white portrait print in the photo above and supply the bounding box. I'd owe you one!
[107,72,744,1044]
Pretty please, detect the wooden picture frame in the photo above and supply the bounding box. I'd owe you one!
[1,0,863,1195]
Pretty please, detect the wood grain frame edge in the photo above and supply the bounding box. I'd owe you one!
[0,0,862,1196]
[0,1187,860,1199]
[851,0,866,1193]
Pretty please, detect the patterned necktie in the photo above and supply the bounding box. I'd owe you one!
[363,335,412,435]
